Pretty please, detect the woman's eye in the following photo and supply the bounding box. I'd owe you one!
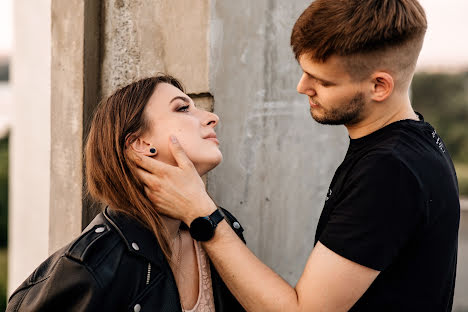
[177,105,190,112]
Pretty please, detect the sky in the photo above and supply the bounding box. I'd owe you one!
[0,0,467,71]
[417,0,468,71]
[0,0,12,59]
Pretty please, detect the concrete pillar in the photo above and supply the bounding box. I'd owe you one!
[101,0,210,97]
[9,0,51,293]
[9,0,101,293]
[50,0,101,254]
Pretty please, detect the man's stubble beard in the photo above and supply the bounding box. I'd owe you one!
[310,92,366,126]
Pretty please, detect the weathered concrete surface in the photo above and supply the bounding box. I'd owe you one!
[49,0,87,254]
[207,0,348,285]
[101,0,210,97]
[9,0,51,294]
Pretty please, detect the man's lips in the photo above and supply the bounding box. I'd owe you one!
[309,98,320,108]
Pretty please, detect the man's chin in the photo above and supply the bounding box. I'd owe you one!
[310,110,337,125]
[310,110,362,126]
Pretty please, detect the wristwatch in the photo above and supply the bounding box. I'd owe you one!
[189,209,225,241]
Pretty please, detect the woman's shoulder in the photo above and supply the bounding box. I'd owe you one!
[7,210,171,310]
[64,208,170,284]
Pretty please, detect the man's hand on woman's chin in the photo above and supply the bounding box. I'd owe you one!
[127,135,217,225]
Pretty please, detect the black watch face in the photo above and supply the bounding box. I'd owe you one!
[190,217,214,241]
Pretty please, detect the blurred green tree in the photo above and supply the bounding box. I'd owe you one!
[412,71,468,195]
[0,134,7,311]
[0,135,7,247]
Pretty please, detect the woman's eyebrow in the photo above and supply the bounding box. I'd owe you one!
[169,96,191,105]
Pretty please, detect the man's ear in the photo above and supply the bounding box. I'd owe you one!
[370,72,394,102]
[127,135,158,156]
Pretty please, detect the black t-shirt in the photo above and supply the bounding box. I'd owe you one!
[315,114,460,311]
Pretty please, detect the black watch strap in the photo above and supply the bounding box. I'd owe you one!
[210,209,224,226]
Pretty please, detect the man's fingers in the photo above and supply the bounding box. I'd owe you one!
[169,135,195,169]
[127,147,171,174]
[144,185,158,203]
[134,166,157,187]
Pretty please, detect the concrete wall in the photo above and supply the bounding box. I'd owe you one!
[9,0,51,293]
[101,0,210,97]
[207,0,348,285]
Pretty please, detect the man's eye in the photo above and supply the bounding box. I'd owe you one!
[177,105,190,112]
[316,80,331,87]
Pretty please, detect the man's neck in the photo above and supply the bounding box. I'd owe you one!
[345,94,418,139]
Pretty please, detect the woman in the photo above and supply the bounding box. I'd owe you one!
[6,75,246,312]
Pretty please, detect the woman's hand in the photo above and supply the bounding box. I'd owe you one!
[128,135,217,225]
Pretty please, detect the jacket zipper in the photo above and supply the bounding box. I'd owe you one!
[146,263,151,285]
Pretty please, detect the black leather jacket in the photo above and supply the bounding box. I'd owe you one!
[7,207,246,312]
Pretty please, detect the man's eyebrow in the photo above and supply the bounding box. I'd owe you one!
[303,70,335,85]
[169,96,191,105]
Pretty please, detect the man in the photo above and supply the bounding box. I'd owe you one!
[131,0,460,311]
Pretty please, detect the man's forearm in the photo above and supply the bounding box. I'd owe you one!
[202,220,301,312]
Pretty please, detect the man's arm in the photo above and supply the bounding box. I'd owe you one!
[130,136,379,311]
[202,219,379,312]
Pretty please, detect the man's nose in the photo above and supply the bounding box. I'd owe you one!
[297,73,316,96]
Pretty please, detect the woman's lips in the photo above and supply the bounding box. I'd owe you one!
[205,137,220,145]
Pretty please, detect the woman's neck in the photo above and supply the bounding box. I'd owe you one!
[161,215,182,240]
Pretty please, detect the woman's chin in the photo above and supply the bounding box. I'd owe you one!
[195,155,223,176]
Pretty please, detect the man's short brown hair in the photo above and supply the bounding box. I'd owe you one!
[291,0,427,87]
[291,0,427,61]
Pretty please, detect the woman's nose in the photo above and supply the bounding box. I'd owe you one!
[205,111,219,127]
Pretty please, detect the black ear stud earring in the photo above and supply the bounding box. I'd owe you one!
[149,147,157,154]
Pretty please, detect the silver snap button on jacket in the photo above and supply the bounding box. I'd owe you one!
[132,242,140,251]
[134,304,141,312]
[95,226,105,233]
[233,222,241,229]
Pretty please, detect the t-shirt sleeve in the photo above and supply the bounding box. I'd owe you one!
[318,153,425,271]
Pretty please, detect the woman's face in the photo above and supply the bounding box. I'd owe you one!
[133,83,222,176]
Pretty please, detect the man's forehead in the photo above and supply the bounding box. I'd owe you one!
[298,54,349,79]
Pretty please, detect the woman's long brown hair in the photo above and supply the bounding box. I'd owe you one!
[85,75,184,260]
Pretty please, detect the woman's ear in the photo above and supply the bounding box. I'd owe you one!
[127,135,158,156]
[370,72,394,102]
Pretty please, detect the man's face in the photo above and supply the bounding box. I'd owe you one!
[297,53,368,126]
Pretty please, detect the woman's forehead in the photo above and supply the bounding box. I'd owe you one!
[148,83,188,108]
